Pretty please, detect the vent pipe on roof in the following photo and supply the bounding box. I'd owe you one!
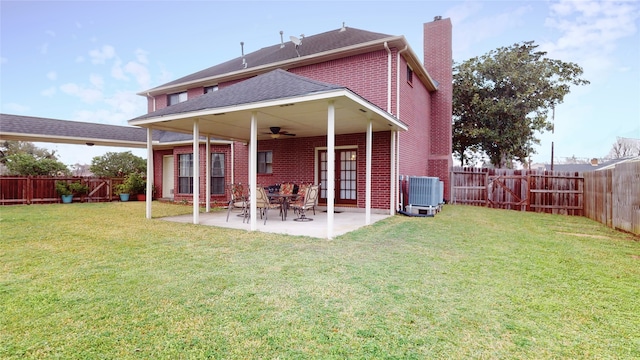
[340,22,346,32]
[240,42,247,68]
[434,15,442,21]
[280,31,285,48]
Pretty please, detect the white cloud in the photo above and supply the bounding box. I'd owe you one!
[105,91,146,117]
[135,49,149,64]
[40,43,49,54]
[445,2,533,58]
[89,74,104,89]
[46,71,57,81]
[89,45,116,64]
[60,83,103,103]
[41,86,56,97]
[45,30,56,37]
[542,0,639,74]
[73,108,129,126]
[111,59,128,81]
[2,103,30,113]
[124,61,151,89]
[76,55,85,63]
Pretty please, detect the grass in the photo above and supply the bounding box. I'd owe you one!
[1,202,639,359]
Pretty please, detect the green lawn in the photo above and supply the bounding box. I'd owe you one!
[1,202,638,359]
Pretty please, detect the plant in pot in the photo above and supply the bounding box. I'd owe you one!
[114,182,131,202]
[56,180,89,204]
[123,172,147,201]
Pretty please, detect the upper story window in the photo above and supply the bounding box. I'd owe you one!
[257,151,272,174]
[406,65,413,85]
[204,85,218,93]
[168,91,187,106]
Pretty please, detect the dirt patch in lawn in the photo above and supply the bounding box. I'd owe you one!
[558,232,613,240]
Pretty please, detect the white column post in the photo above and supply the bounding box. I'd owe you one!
[327,101,335,239]
[205,135,211,213]
[390,130,397,215]
[146,127,153,219]
[249,112,258,231]
[365,117,372,225]
[192,119,200,224]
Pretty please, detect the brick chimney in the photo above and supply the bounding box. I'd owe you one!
[423,17,453,201]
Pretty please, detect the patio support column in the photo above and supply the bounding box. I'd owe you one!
[205,135,211,213]
[249,112,258,231]
[390,130,397,215]
[146,127,153,219]
[365,116,372,225]
[326,101,335,239]
[192,119,200,224]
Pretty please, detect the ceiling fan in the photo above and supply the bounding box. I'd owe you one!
[263,126,296,139]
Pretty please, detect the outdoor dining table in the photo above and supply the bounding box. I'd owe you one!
[267,193,299,221]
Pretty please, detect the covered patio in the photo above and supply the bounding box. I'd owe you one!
[130,70,407,239]
[161,207,392,239]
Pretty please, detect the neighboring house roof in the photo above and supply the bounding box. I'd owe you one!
[543,157,640,172]
[0,113,149,147]
[142,26,436,95]
[0,113,223,147]
[134,69,345,121]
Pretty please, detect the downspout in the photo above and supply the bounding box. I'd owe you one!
[396,45,408,212]
[383,42,392,114]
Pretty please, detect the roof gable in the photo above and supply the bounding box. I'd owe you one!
[134,69,345,120]
[146,27,395,93]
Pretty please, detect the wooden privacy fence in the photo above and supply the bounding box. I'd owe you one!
[452,164,640,235]
[583,161,640,235]
[451,167,584,215]
[0,176,124,205]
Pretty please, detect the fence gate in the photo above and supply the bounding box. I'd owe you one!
[487,175,529,211]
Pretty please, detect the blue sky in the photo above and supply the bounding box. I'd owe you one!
[1,0,639,167]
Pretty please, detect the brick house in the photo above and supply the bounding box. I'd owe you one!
[129,18,452,233]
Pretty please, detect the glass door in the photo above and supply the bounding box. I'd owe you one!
[319,149,357,205]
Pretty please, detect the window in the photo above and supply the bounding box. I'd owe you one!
[178,153,193,193]
[211,153,225,195]
[204,85,218,93]
[406,65,413,84]
[257,151,272,174]
[168,91,187,106]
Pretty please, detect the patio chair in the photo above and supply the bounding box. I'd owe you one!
[226,183,248,222]
[291,184,319,222]
[279,182,295,195]
[255,186,283,225]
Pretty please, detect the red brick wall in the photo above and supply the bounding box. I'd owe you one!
[255,132,391,209]
[290,50,391,112]
[424,18,453,200]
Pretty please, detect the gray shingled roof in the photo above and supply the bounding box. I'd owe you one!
[0,113,148,142]
[134,69,345,120]
[153,27,393,91]
[0,113,211,145]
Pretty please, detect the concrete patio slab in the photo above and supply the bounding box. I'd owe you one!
[160,208,392,238]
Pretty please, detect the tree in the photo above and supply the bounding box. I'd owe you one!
[0,140,58,163]
[4,153,70,176]
[0,141,69,176]
[608,137,640,159]
[90,151,146,177]
[453,41,589,168]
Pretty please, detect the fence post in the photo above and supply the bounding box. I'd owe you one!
[26,176,32,205]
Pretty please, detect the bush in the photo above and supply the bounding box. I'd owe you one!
[55,181,89,196]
